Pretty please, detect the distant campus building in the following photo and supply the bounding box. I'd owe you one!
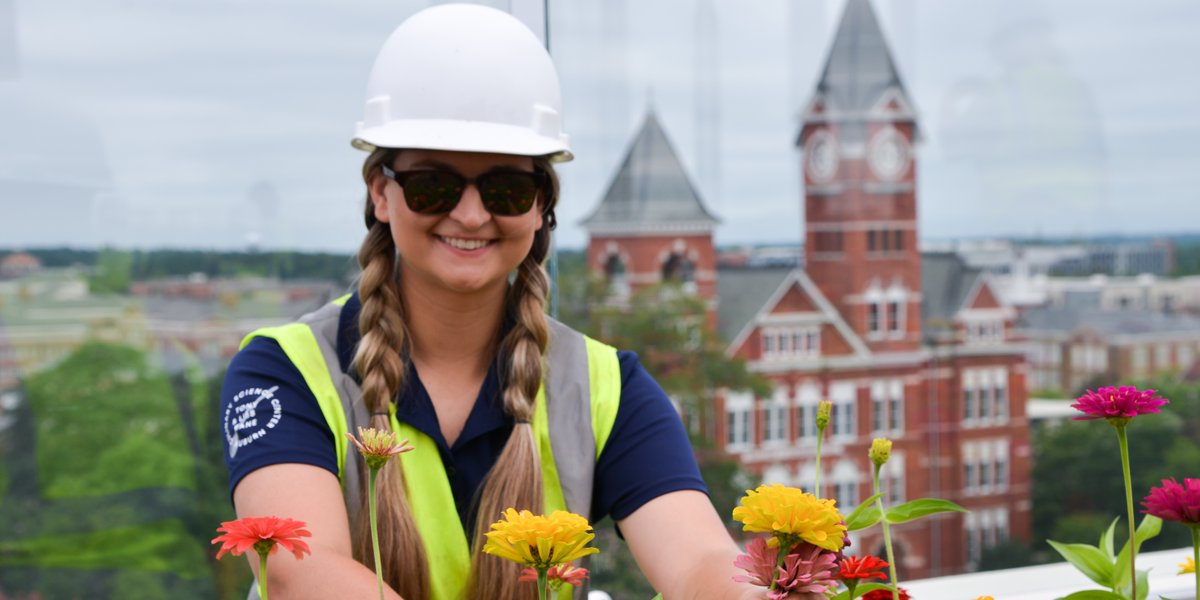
[584,0,1030,577]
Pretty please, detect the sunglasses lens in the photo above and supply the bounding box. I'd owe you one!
[479,172,540,216]
[402,171,464,214]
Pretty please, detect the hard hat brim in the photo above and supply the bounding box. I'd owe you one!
[353,119,573,163]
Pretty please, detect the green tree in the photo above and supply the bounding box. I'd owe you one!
[0,342,243,598]
[1032,403,1200,552]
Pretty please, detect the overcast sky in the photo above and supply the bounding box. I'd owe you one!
[1,0,1197,252]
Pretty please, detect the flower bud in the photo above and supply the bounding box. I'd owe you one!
[869,437,893,467]
[816,400,832,432]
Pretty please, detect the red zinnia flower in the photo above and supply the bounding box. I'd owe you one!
[1071,386,1167,424]
[839,554,889,581]
[212,516,312,560]
[519,562,590,587]
[862,586,911,600]
[1142,478,1200,525]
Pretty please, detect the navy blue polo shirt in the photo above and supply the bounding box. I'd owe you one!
[221,293,707,532]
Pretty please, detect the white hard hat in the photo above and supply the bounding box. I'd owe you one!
[352,3,573,163]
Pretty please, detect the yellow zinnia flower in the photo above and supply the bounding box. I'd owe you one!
[482,509,599,570]
[732,483,847,552]
[1180,556,1195,574]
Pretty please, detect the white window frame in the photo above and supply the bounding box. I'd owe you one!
[962,370,978,426]
[725,391,753,451]
[763,388,789,446]
[796,382,820,445]
[888,379,904,433]
[830,381,857,439]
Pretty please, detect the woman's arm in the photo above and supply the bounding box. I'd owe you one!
[618,489,761,600]
[233,463,404,600]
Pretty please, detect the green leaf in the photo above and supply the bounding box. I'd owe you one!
[1099,517,1119,560]
[649,595,663,600]
[1116,569,1151,600]
[845,493,883,531]
[828,583,894,600]
[884,498,968,524]
[1056,591,1126,600]
[1113,515,1163,589]
[1047,540,1115,588]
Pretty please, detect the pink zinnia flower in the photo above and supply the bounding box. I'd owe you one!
[212,516,312,560]
[732,537,838,600]
[1070,386,1168,425]
[1142,478,1200,525]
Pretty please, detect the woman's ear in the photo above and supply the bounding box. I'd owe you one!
[369,173,391,223]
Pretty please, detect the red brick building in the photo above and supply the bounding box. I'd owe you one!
[584,0,1031,577]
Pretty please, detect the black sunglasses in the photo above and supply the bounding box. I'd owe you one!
[381,165,547,216]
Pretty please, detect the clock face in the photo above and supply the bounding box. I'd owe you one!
[806,130,838,183]
[868,128,911,181]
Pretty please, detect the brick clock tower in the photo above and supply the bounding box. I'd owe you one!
[582,111,720,319]
[798,0,921,354]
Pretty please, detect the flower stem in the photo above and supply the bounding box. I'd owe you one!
[368,466,384,600]
[767,537,790,592]
[1191,527,1198,600]
[1116,426,1136,594]
[874,465,899,600]
[815,433,824,498]
[537,568,548,600]
[258,551,269,600]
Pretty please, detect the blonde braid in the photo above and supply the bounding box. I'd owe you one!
[350,148,430,600]
[466,159,558,600]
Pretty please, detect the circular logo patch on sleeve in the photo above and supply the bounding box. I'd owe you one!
[224,385,282,458]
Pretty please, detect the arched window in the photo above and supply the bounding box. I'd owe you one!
[603,253,630,299]
[661,253,695,283]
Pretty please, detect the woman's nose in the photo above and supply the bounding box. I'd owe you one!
[447,184,492,229]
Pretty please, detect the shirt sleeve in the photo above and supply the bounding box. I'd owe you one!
[220,336,339,499]
[592,350,709,522]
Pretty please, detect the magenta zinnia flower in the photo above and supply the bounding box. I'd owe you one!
[732,537,838,600]
[1142,478,1200,525]
[1071,386,1168,425]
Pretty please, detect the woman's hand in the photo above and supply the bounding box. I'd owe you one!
[618,490,762,599]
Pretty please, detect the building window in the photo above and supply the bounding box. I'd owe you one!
[962,373,977,425]
[868,302,881,334]
[887,301,902,334]
[994,368,1008,422]
[797,383,820,444]
[871,381,886,434]
[867,230,877,252]
[831,461,860,508]
[1131,346,1149,375]
[764,393,788,444]
[1180,344,1194,370]
[762,332,776,357]
[725,392,753,450]
[889,379,904,432]
[1156,344,1171,371]
[831,382,856,438]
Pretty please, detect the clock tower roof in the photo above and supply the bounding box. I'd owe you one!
[581,111,719,234]
[800,0,917,143]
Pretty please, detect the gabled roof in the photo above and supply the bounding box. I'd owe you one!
[921,252,985,328]
[716,267,794,343]
[580,111,720,233]
[718,266,871,358]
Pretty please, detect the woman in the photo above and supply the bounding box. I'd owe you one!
[221,4,757,599]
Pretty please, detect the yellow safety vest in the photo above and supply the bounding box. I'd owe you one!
[241,296,621,600]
